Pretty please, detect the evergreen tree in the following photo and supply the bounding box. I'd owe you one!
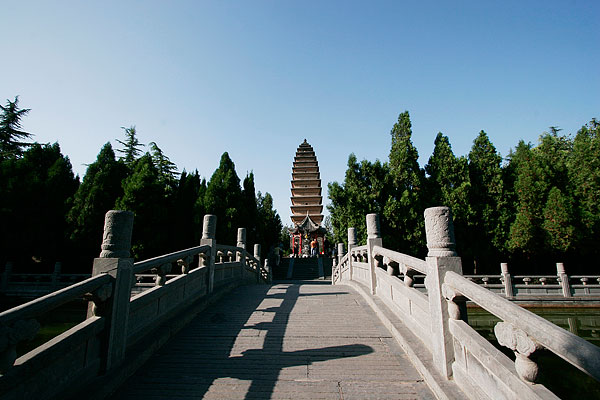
[148,141,178,190]
[67,143,128,261]
[424,133,471,259]
[0,96,32,158]
[328,154,389,245]
[256,191,283,258]
[466,131,504,272]
[204,152,242,244]
[171,170,203,249]
[115,153,171,259]
[241,172,259,245]
[385,111,426,255]
[0,143,79,269]
[116,125,144,166]
[568,120,600,262]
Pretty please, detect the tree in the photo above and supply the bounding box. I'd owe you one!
[148,141,178,189]
[0,143,79,270]
[424,133,471,259]
[204,152,243,245]
[170,170,203,249]
[116,125,144,166]
[256,191,283,258]
[115,153,171,259]
[328,154,390,246]
[241,172,259,245]
[0,96,32,158]
[568,119,600,263]
[67,143,128,262]
[385,111,426,256]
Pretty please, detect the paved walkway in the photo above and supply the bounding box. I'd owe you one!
[113,282,435,399]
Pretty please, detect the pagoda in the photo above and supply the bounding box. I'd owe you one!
[289,139,326,256]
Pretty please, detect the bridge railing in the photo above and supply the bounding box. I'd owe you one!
[331,207,600,400]
[0,211,269,400]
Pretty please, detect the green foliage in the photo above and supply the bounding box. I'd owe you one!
[115,153,171,259]
[0,96,32,159]
[385,111,426,256]
[148,141,178,189]
[256,191,283,258]
[68,143,128,260]
[116,125,144,166]
[0,143,79,268]
[204,152,243,245]
[327,154,390,246]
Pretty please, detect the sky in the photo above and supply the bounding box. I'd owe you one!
[3,1,599,228]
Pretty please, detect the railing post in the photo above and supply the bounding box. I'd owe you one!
[236,228,246,262]
[348,227,356,281]
[200,215,217,293]
[1,261,12,292]
[254,244,261,283]
[90,210,134,371]
[500,263,513,297]
[51,261,62,289]
[264,259,272,283]
[557,262,572,298]
[366,214,382,295]
[424,206,463,379]
[337,243,345,266]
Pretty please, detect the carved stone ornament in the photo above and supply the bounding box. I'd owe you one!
[424,207,457,257]
[202,214,217,240]
[366,213,381,239]
[494,321,541,383]
[100,210,134,258]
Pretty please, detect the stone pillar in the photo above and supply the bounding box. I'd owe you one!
[500,263,513,298]
[337,243,345,268]
[424,206,463,379]
[90,210,134,371]
[254,244,261,283]
[236,228,246,262]
[557,262,571,298]
[264,259,272,283]
[348,227,357,281]
[1,261,12,292]
[51,262,62,289]
[366,214,383,295]
[200,215,217,293]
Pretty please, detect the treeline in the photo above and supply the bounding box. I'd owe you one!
[328,111,600,274]
[0,97,282,273]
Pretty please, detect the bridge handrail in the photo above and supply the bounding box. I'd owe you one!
[0,273,111,324]
[132,245,211,274]
[372,245,427,274]
[444,270,600,381]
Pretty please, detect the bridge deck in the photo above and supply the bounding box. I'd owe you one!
[113,282,435,399]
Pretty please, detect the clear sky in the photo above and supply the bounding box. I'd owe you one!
[4,1,599,228]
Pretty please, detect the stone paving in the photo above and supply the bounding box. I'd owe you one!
[113,282,435,399]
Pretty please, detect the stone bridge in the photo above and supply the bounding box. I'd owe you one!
[1,208,599,399]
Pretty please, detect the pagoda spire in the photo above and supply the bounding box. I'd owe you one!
[290,140,323,226]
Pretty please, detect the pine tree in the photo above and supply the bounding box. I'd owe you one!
[467,131,504,272]
[0,96,33,158]
[68,143,128,261]
[116,153,171,259]
[204,152,242,244]
[116,125,144,166]
[241,172,259,245]
[148,141,178,189]
[385,111,426,255]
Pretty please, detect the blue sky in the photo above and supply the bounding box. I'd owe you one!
[3,1,599,229]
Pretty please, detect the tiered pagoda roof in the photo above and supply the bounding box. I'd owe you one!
[290,139,323,226]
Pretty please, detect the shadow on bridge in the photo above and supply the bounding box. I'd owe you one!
[113,282,373,399]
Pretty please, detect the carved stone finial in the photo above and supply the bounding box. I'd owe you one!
[494,322,541,383]
[366,213,381,239]
[556,262,566,275]
[337,243,345,256]
[424,207,457,257]
[100,210,134,258]
[348,227,357,246]
[202,214,217,240]
[237,228,246,244]
[501,263,509,274]
[254,244,261,258]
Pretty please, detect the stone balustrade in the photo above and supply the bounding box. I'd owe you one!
[331,206,600,400]
[0,210,269,400]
